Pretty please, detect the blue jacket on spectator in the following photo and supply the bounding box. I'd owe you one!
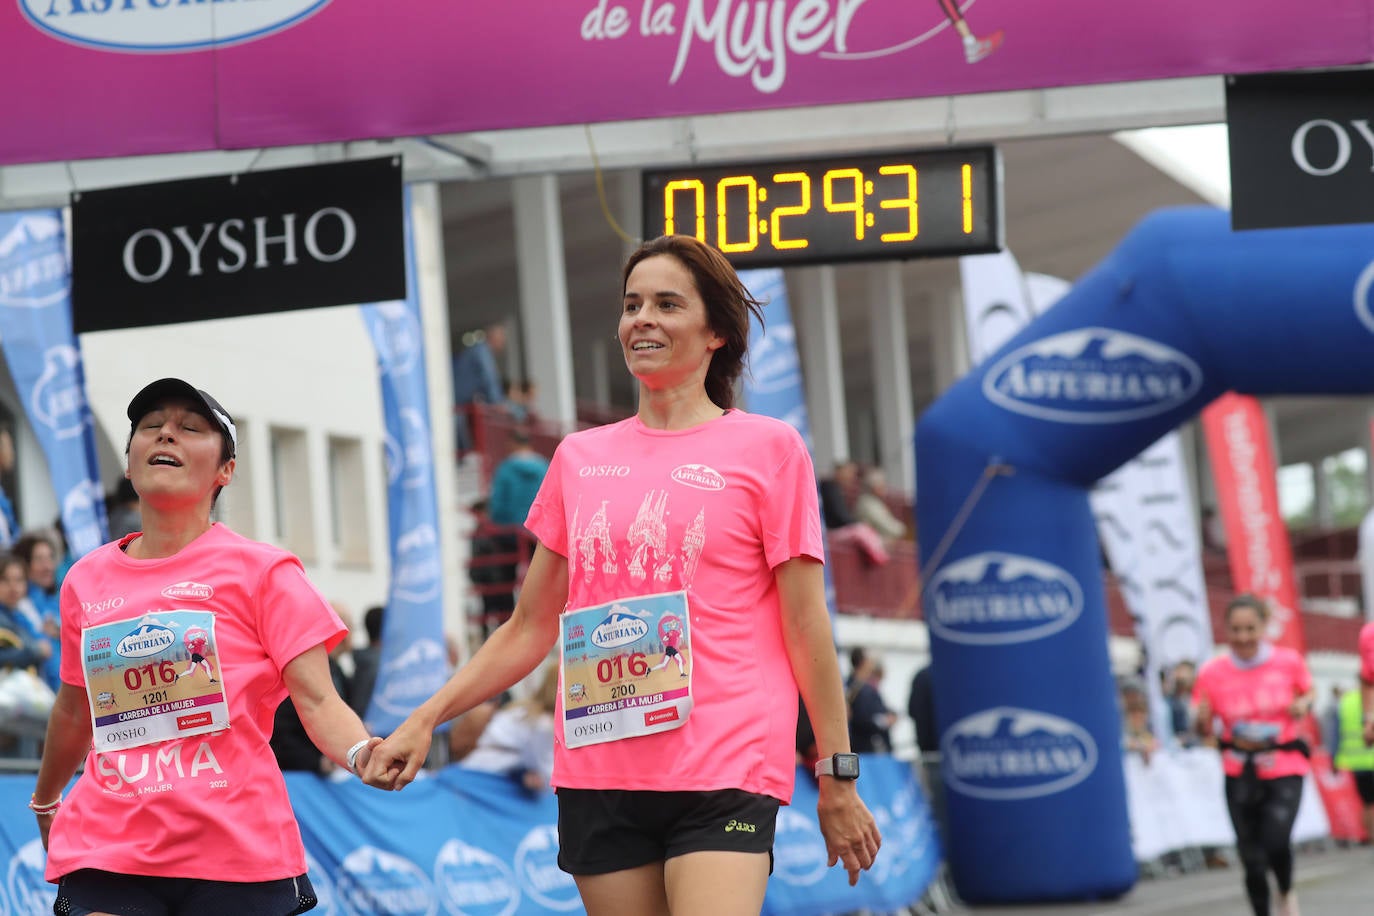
[489,450,550,526]
[0,602,45,670]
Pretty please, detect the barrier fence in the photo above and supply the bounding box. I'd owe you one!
[0,755,939,916]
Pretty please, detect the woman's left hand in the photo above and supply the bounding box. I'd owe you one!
[1288,697,1311,719]
[816,780,882,886]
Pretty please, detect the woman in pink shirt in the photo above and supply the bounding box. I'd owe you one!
[367,236,881,915]
[30,378,381,916]
[1193,594,1315,916]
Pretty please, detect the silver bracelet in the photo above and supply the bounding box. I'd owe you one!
[346,738,371,776]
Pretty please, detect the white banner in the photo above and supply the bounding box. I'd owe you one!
[1123,747,1330,862]
[959,252,1213,745]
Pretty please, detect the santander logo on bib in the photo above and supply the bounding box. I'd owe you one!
[162,581,213,601]
[21,0,331,53]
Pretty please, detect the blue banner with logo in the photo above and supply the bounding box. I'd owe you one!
[0,755,938,915]
[360,189,450,736]
[918,206,1374,902]
[0,209,108,556]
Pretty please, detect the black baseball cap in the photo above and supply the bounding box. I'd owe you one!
[126,378,237,458]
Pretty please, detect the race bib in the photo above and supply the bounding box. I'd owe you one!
[1232,720,1281,745]
[82,610,230,751]
[560,591,692,749]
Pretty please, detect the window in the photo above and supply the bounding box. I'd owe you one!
[270,426,315,561]
[328,435,371,567]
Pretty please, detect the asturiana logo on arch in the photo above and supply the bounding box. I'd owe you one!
[942,707,1098,801]
[927,552,1083,646]
[982,327,1202,423]
[22,0,331,53]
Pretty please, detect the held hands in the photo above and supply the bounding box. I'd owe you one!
[816,779,882,886]
[361,718,433,791]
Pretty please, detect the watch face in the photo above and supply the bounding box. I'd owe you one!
[835,754,860,778]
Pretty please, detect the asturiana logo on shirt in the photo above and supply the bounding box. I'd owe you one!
[941,706,1098,801]
[116,623,176,659]
[590,608,649,650]
[671,463,726,491]
[162,581,213,601]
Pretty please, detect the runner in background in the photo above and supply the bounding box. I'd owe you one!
[30,378,382,916]
[366,235,880,915]
[1193,594,1315,916]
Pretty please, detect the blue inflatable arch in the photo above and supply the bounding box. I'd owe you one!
[915,206,1374,903]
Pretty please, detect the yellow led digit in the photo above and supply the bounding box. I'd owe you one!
[877,164,918,242]
[769,172,811,250]
[716,175,760,253]
[664,179,706,240]
[823,168,866,240]
[962,163,974,234]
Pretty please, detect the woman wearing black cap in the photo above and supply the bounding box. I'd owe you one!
[30,378,380,916]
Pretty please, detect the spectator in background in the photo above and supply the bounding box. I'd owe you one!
[907,663,948,846]
[350,605,385,722]
[853,467,908,544]
[1323,684,1344,759]
[14,531,60,691]
[846,648,895,754]
[0,427,18,549]
[820,461,889,566]
[819,460,859,530]
[0,552,49,673]
[271,624,353,774]
[460,663,559,794]
[451,322,510,454]
[489,428,549,528]
[1333,682,1374,846]
[105,477,141,540]
[1166,659,1198,748]
[1120,676,1158,764]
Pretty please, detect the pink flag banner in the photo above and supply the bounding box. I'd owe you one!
[4,0,1373,167]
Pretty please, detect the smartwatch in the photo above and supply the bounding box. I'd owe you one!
[815,752,860,780]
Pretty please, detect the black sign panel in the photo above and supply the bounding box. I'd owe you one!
[642,146,1002,268]
[71,157,404,333]
[1227,70,1374,231]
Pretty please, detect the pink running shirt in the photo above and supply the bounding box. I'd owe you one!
[46,523,345,883]
[1192,645,1313,779]
[526,411,824,803]
[1360,621,1374,686]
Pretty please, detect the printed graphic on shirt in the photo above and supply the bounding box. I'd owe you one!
[561,591,692,749]
[82,609,230,751]
[569,490,707,591]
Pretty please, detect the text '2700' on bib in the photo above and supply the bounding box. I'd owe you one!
[560,590,692,749]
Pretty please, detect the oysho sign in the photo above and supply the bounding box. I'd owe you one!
[71,157,404,333]
[1228,69,1374,230]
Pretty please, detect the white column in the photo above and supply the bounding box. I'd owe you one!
[793,265,848,473]
[409,182,466,653]
[930,288,970,396]
[867,264,915,494]
[512,175,577,431]
[589,337,612,407]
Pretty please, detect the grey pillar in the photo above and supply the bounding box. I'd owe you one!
[794,265,848,474]
[867,264,915,494]
[512,175,577,431]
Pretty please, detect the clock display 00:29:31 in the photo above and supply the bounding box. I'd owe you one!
[640,146,1002,268]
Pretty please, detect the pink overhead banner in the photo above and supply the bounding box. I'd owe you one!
[4,0,1372,166]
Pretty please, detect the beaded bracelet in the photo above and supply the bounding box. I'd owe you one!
[28,795,61,816]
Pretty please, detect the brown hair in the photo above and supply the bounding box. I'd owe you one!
[621,236,765,409]
[1225,593,1270,623]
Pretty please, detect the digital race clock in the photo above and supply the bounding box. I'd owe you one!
[641,145,1003,269]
